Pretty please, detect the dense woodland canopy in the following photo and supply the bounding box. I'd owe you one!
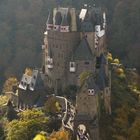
[0,0,140,90]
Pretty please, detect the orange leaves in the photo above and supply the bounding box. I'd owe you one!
[48,129,69,140]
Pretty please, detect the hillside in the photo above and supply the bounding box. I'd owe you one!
[0,0,140,89]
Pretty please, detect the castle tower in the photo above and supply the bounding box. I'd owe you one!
[74,76,100,140]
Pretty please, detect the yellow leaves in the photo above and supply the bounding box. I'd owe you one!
[55,102,61,112]
[2,76,18,93]
[47,129,69,140]
[108,52,112,58]
[33,134,46,140]
[107,52,113,62]
[113,58,120,64]
[116,68,124,75]
[0,95,8,106]
[79,71,92,85]
[107,52,120,64]
[24,68,33,76]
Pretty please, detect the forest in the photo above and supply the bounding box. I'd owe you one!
[0,1,140,139]
[0,0,140,89]
[0,0,140,88]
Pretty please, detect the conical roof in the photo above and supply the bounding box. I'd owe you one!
[73,37,93,61]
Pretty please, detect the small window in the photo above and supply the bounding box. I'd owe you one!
[71,63,74,67]
[33,75,36,79]
[21,81,23,85]
[85,61,89,65]
[31,83,34,87]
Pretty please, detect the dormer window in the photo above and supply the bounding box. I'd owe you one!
[33,75,36,79]
[70,62,76,72]
[60,26,70,32]
[21,81,23,85]
[88,89,95,96]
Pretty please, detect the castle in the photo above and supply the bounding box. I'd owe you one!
[42,6,108,92]
[10,5,111,140]
[42,6,111,139]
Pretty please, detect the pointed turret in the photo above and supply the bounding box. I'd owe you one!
[46,11,53,30]
[86,76,99,96]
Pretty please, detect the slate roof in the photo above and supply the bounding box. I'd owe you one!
[55,12,62,25]
[73,37,93,61]
[46,10,53,25]
[34,71,44,90]
[81,21,94,32]
[96,55,109,90]
[86,76,99,92]
[61,15,69,26]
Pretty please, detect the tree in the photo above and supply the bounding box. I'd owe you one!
[44,96,61,115]
[0,123,4,140]
[63,85,78,101]
[0,95,8,106]
[112,105,130,140]
[2,76,18,93]
[5,109,49,140]
[79,71,93,85]
[47,128,69,140]
[33,133,47,140]
[128,117,140,140]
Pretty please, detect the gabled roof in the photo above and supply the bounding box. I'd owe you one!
[85,76,99,92]
[73,37,93,61]
[19,69,45,91]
